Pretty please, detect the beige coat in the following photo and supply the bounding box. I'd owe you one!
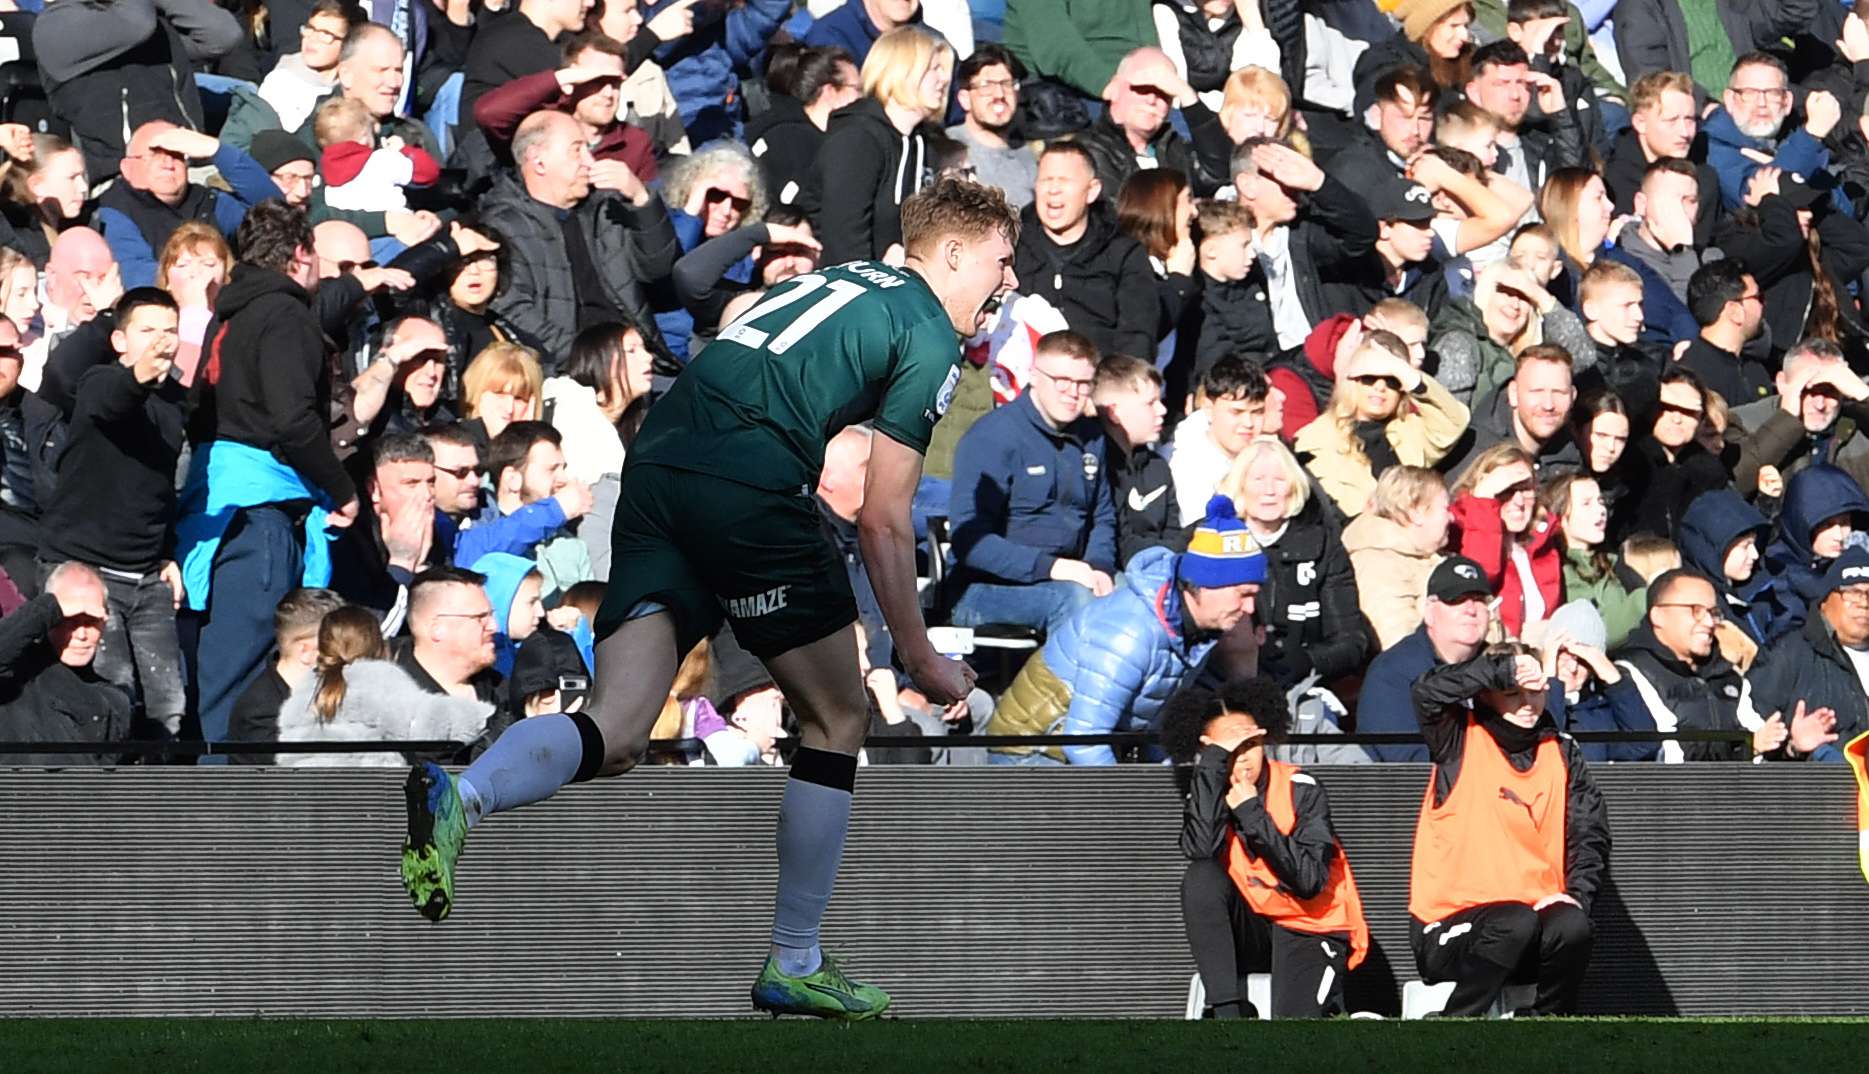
[1292,374,1470,518]
[1341,512,1442,652]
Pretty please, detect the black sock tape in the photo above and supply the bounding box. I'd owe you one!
[789,746,858,793]
[569,712,607,783]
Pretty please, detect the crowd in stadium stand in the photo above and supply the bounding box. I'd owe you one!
[1,0,1868,779]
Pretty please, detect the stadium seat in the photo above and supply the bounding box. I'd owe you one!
[1401,980,1537,1019]
[1183,973,1272,1020]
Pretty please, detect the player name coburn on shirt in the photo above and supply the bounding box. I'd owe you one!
[725,585,793,618]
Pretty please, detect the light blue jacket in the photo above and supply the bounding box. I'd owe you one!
[173,441,334,611]
[1045,547,1221,765]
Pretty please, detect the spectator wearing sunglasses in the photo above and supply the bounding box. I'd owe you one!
[0,561,130,766]
[656,141,768,363]
[1449,441,1562,639]
[1293,331,1468,520]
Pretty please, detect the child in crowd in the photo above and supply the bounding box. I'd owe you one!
[314,96,440,213]
[227,587,344,764]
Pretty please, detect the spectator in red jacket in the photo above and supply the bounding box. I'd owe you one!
[473,31,660,183]
[1276,299,1431,440]
[1450,441,1562,638]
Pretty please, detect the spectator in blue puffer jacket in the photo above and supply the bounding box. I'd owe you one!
[644,0,793,144]
[948,330,1118,634]
[980,495,1265,765]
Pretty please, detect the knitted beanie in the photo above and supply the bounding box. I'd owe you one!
[1178,495,1269,588]
[1390,0,1469,42]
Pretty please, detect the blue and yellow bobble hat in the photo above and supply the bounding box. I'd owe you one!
[1178,495,1268,588]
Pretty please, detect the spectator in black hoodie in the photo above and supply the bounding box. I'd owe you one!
[461,0,590,122]
[810,25,953,264]
[747,44,859,208]
[184,200,360,751]
[1092,353,1178,566]
[30,0,242,181]
[37,288,188,737]
[1014,140,1157,359]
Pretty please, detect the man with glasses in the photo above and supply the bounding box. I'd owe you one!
[1748,546,1869,762]
[1707,52,1846,212]
[399,565,512,750]
[257,0,356,133]
[1681,259,1769,407]
[949,329,1117,633]
[1614,568,1807,762]
[948,44,1037,208]
[425,421,591,571]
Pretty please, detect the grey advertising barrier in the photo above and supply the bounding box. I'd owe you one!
[0,764,1864,1018]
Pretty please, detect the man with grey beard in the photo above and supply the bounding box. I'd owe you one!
[1704,51,1847,213]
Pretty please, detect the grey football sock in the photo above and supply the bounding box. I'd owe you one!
[769,748,858,960]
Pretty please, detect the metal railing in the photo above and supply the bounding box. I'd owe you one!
[0,728,1756,759]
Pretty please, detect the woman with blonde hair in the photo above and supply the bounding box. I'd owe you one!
[1536,167,1617,308]
[1293,331,1469,518]
[1448,440,1561,638]
[460,341,544,450]
[275,606,494,766]
[811,26,954,264]
[1342,464,1452,649]
[1430,260,1595,404]
[1218,436,1367,689]
[155,221,233,384]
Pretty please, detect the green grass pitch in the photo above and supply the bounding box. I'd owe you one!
[4,1018,1862,1073]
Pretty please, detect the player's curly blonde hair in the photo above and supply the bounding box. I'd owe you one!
[900,176,1019,258]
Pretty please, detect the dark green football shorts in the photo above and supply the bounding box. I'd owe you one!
[594,463,857,660]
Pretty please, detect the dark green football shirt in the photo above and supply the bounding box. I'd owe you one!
[630,262,965,491]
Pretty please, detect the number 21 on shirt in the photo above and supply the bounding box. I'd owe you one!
[718,273,867,355]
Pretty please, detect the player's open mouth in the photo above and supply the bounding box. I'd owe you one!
[976,292,1005,326]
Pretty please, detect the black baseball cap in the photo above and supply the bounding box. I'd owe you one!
[1428,555,1492,602]
[1368,176,1438,224]
[508,628,589,712]
[1775,171,1828,210]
